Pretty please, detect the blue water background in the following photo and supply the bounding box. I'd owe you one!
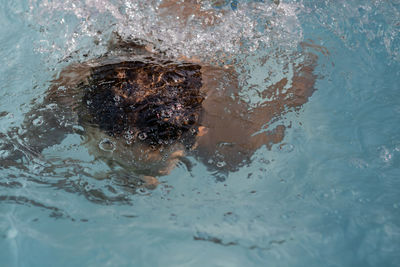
[1,0,400,266]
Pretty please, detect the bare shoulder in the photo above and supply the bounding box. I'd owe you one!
[194,50,319,171]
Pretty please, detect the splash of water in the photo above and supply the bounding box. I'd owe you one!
[28,0,304,64]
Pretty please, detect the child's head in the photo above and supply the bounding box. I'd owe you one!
[81,59,204,149]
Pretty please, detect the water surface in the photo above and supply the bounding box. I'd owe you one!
[0,0,400,266]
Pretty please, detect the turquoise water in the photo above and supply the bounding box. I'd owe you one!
[1,0,400,266]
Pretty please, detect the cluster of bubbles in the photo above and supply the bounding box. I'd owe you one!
[28,0,400,69]
[120,0,304,62]
[28,0,304,64]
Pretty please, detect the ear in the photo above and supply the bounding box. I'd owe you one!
[197,126,209,137]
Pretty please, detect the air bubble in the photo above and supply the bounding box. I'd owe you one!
[84,184,93,191]
[124,131,134,141]
[378,146,393,163]
[216,161,226,168]
[138,132,147,140]
[99,138,116,152]
[32,116,44,126]
[114,95,121,102]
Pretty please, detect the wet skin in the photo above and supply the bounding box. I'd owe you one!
[0,29,319,190]
[196,54,317,173]
[3,42,317,189]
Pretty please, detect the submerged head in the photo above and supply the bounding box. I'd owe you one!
[80,59,204,149]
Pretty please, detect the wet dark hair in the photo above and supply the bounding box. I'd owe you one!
[80,59,204,149]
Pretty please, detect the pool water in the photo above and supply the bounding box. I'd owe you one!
[1,0,400,266]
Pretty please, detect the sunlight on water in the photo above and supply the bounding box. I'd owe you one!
[1,0,400,266]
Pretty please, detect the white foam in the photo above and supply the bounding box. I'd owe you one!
[29,0,304,64]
